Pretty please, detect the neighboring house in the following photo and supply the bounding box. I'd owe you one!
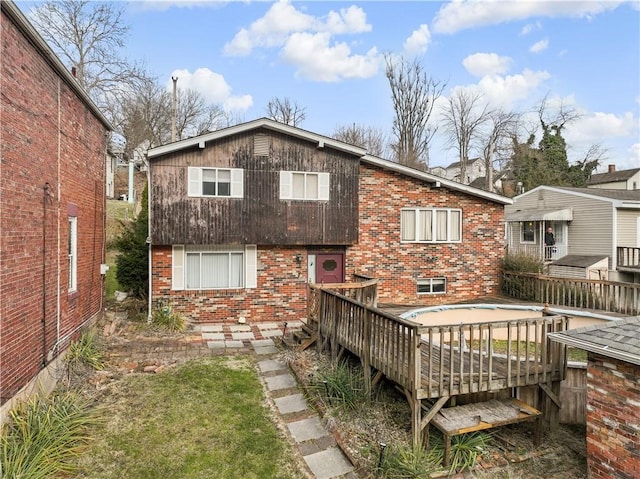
[548,317,640,479]
[430,158,486,185]
[0,1,112,419]
[147,118,512,324]
[505,186,640,282]
[587,164,640,190]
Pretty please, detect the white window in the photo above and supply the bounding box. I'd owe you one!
[68,216,77,292]
[417,278,446,294]
[401,208,462,243]
[188,167,243,198]
[172,245,257,290]
[520,221,535,243]
[280,171,330,201]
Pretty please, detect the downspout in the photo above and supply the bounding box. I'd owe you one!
[42,183,50,367]
[56,77,62,356]
[147,158,153,322]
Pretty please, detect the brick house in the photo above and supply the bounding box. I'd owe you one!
[549,317,640,479]
[0,1,112,418]
[147,118,512,324]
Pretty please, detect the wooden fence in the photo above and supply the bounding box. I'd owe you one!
[502,271,640,316]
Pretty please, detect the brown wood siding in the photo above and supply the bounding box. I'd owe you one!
[150,128,359,245]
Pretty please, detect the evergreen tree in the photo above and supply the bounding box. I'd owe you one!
[114,183,149,298]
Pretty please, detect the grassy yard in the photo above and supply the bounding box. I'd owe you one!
[74,357,303,479]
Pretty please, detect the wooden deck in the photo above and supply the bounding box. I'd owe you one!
[308,284,568,447]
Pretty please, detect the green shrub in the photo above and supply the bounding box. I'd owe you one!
[429,430,492,474]
[314,360,366,410]
[376,443,439,478]
[66,330,104,372]
[502,252,543,273]
[152,302,186,332]
[113,183,148,298]
[0,392,98,479]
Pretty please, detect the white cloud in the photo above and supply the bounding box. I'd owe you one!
[463,53,511,77]
[281,32,381,82]
[223,0,371,56]
[433,1,624,34]
[475,68,551,108]
[520,21,542,35]
[529,38,549,53]
[564,111,638,143]
[403,24,431,56]
[167,68,253,112]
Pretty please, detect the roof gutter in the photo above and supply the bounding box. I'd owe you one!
[2,0,113,131]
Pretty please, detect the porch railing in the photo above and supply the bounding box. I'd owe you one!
[617,246,640,271]
[507,244,567,261]
[502,271,640,316]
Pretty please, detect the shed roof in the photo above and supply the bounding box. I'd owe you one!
[550,255,608,268]
[548,316,640,365]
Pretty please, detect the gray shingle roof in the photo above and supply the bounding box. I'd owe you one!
[551,255,608,268]
[556,187,640,201]
[548,316,640,365]
[587,168,640,185]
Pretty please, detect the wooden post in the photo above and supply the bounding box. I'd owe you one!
[362,308,372,396]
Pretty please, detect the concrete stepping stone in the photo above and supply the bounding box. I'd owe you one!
[303,447,354,479]
[287,416,328,443]
[265,373,297,391]
[274,393,308,414]
[257,359,286,373]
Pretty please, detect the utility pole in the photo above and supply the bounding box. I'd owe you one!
[171,76,178,142]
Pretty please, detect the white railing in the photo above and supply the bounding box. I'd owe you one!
[508,243,567,261]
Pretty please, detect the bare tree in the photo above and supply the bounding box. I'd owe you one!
[29,0,147,111]
[385,55,446,169]
[266,97,306,126]
[113,80,226,162]
[332,123,388,157]
[480,110,519,192]
[441,90,491,184]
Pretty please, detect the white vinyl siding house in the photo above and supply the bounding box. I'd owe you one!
[505,187,640,280]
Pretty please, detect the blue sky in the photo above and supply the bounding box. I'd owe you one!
[21,0,640,170]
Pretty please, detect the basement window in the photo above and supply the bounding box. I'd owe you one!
[417,278,446,294]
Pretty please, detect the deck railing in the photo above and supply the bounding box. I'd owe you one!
[313,288,568,397]
[502,271,640,316]
[617,246,640,271]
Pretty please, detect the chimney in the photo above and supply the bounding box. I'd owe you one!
[71,66,76,77]
[608,164,616,173]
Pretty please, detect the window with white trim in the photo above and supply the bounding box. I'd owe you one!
[188,167,243,198]
[401,208,462,243]
[68,216,77,292]
[417,278,446,294]
[520,221,535,243]
[172,245,257,290]
[280,171,330,200]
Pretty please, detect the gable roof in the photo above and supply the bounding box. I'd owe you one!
[587,167,640,185]
[147,118,513,205]
[515,185,640,207]
[548,317,640,366]
[147,117,367,159]
[445,158,483,169]
[1,0,112,131]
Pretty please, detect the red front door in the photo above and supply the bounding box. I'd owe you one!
[315,253,344,284]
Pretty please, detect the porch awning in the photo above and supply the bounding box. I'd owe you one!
[505,207,573,222]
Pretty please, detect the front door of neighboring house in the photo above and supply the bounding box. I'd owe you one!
[315,253,344,284]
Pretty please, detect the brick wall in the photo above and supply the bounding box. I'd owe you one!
[586,354,640,479]
[152,245,309,324]
[349,164,505,305]
[0,10,107,404]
